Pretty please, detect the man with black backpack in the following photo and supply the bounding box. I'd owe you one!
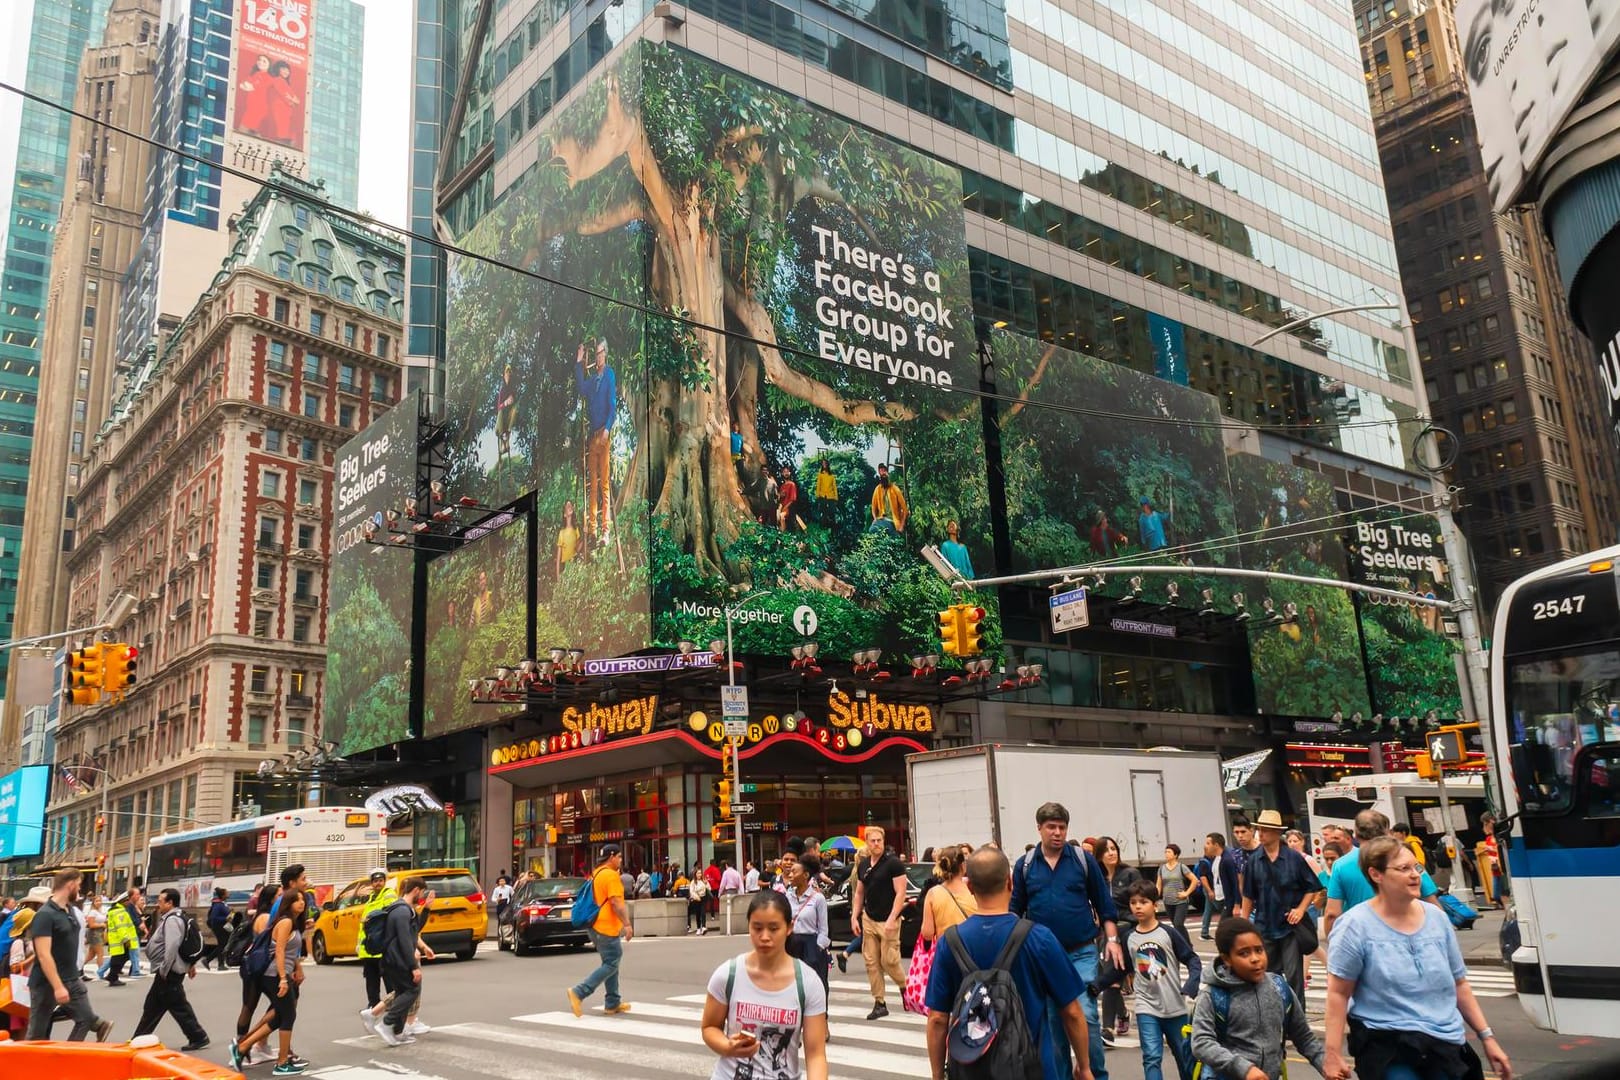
[131,887,209,1051]
[1010,802,1119,1080]
[925,846,1092,1080]
[372,877,427,1047]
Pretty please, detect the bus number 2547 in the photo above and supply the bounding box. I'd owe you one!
[1533,595,1586,620]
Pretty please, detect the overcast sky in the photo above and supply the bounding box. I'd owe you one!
[0,0,412,235]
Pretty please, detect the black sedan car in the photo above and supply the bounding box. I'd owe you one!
[497,877,592,955]
[825,862,934,958]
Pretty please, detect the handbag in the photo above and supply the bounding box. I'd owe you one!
[902,937,935,1014]
[1292,909,1319,954]
[1,975,27,1019]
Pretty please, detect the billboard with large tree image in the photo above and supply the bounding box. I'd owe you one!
[442,43,995,665]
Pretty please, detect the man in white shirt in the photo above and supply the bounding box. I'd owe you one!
[743,861,760,893]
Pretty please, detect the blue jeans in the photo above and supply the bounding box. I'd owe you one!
[1383,1065,1448,1080]
[1137,1012,1194,1080]
[1199,900,1215,937]
[572,928,623,1008]
[1048,942,1106,1080]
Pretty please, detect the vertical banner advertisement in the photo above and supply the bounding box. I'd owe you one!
[233,0,313,155]
[327,392,420,755]
[424,514,531,737]
[1343,505,1461,717]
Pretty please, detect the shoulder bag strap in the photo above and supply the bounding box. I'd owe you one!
[794,958,806,1016]
[724,957,737,1007]
[991,918,1035,972]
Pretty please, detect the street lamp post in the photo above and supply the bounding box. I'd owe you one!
[721,588,775,872]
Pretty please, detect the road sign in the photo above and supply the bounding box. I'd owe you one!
[731,801,756,815]
[721,685,749,717]
[724,719,748,738]
[738,783,758,793]
[1050,586,1090,632]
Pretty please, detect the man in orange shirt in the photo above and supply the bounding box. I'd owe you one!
[566,845,633,1017]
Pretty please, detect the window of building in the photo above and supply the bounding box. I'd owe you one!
[1453,370,1469,394]
[257,516,279,547]
[344,323,356,347]
[293,614,311,642]
[1507,440,1527,466]
[309,310,325,335]
[253,609,273,637]
[287,716,306,746]
[1480,404,1498,430]
[338,362,356,390]
[71,431,84,454]
[303,352,322,381]
[256,561,275,589]
[376,333,390,359]
[1461,409,1478,434]
[248,714,267,745]
[72,399,86,423]
[1492,356,1510,383]
[296,523,316,548]
[298,477,317,505]
[1437,287,1454,313]
[300,436,318,461]
[372,373,390,402]
[303,391,319,418]
[250,666,269,692]
[268,340,289,371]
[294,569,313,599]
[261,471,280,497]
[1424,377,1439,402]
[1483,314,1500,338]
[1526,528,1546,555]
[267,382,285,408]
[1475,275,1493,299]
[274,298,289,322]
[265,427,283,453]
[314,242,333,270]
[294,204,309,228]
[1408,297,1423,320]
[339,403,356,429]
[1500,398,1518,423]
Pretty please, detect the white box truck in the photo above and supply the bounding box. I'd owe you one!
[907,744,1228,865]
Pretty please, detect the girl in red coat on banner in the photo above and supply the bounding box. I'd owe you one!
[263,60,302,146]
[236,54,272,134]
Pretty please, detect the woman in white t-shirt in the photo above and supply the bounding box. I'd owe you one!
[700,890,828,1080]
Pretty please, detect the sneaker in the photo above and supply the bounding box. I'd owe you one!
[93,1019,114,1042]
[105,979,124,987]
[1116,1018,1130,1036]
[360,1009,379,1036]
[866,1002,888,1020]
[836,954,848,973]
[566,988,583,1018]
[405,1020,432,1035]
[230,1043,244,1072]
[287,1054,310,1069]
[181,1037,210,1052]
[248,1044,277,1066]
[603,1003,631,1015]
[697,927,706,936]
[376,1025,404,1048]
[685,927,695,934]
[271,1063,306,1076]
[395,1035,417,1046]
[1101,1027,1117,1047]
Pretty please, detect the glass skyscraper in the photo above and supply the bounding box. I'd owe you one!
[0,0,113,698]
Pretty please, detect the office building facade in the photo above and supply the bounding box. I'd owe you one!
[0,0,115,701]
[1358,0,1620,601]
[400,0,1473,879]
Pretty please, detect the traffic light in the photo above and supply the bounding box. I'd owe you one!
[95,813,105,834]
[959,605,985,657]
[65,645,106,706]
[103,643,138,696]
[938,606,961,656]
[713,778,733,819]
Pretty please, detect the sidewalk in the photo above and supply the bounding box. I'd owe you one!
[1454,899,1509,966]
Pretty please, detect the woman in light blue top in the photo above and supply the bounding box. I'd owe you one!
[784,852,830,995]
[1323,836,1510,1080]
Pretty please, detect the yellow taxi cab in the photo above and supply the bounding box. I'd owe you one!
[310,867,488,964]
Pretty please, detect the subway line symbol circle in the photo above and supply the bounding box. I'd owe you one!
[793,605,818,636]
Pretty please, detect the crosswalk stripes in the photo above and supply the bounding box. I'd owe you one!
[313,962,1514,1079]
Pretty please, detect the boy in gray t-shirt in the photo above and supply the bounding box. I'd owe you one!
[1112,879,1203,1080]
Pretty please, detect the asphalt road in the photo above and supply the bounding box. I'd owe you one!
[30,931,1620,1079]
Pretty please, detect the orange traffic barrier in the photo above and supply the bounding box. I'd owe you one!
[0,1039,242,1079]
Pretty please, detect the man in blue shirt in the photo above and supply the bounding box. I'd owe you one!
[1138,498,1168,550]
[926,846,1093,1080]
[1238,810,1320,1003]
[1323,808,1440,941]
[575,337,617,539]
[1010,801,1119,1080]
[1217,822,1249,916]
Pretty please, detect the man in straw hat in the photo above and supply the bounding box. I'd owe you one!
[1237,809,1319,1002]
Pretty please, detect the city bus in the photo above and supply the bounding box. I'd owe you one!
[1491,546,1620,1037]
[146,807,388,913]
